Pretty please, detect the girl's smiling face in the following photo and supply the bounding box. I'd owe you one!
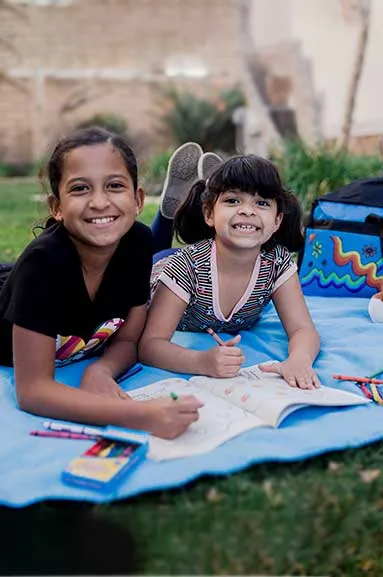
[203,189,283,252]
[50,142,143,252]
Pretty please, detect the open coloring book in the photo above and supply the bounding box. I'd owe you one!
[129,363,370,461]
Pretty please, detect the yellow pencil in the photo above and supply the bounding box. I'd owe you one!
[98,442,115,458]
[370,383,383,406]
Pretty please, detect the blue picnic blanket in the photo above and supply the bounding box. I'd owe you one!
[1,296,383,507]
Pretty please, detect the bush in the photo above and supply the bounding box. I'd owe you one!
[160,87,246,154]
[0,162,35,178]
[272,139,382,212]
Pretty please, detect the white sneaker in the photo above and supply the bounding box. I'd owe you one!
[159,142,203,219]
[197,152,223,180]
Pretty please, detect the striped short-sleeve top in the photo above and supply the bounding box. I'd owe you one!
[151,238,297,333]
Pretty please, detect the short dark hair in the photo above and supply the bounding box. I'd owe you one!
[174,154,304,252]
[40,126,138,199]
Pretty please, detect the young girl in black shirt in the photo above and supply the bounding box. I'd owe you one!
[0,127,202,438]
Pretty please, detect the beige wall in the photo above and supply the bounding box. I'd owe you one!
[4,0,381,161]
[0,0,243,162]
[250,0,292,47]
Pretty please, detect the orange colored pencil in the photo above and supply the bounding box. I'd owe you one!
[333,374,383,385]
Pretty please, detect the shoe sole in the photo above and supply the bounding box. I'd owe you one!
[160,142,203,219]
[197,152,223,180]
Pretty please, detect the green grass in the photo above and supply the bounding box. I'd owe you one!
[2,179,383,576]
[0,179,45,261]
[0,180,159,261]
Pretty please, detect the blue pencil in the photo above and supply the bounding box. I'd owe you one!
[116,363,143,384]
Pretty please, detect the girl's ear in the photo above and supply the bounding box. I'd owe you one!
[202,203,214,228]
[48,194,63,221]
[271,211,283,236]
[275,212,283,230]
[135,187,145,216]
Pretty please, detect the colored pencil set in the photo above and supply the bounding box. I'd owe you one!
[62,432,148,491]
[30,419,149,491]
[333,372,383,404]
[83,438,135,459]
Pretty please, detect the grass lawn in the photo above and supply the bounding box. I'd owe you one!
[1,179,383,576]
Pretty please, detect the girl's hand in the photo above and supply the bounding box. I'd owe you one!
[259,358,321,390]
[201,335,245,378]
[80,365,130,400]
[142,395,204,439]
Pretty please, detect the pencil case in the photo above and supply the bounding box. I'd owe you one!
[62,427,149,491]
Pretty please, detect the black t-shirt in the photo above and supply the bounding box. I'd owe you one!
[0,221,153,366]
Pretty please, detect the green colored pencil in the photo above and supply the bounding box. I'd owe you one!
[369,369,383,379]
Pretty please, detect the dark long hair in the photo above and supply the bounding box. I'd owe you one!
[37,126,138,230]
[174,154,304,252]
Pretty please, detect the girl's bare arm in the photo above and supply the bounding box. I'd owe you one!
[139,284,244,377]
[13,325,202,438]
[80,304,147,397]
[263,273,321,388]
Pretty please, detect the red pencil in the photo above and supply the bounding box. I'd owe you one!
[357,383,373,400]
[84,438,108,456]
[333,374,383,385]
[206,328,226,347]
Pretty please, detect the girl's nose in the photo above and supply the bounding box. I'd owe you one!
[89,188,110,209]
[238,203,256,216]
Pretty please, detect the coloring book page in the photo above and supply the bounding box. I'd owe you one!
[129,363,368,460]
[190,363,368,427]
[128,378,265,460]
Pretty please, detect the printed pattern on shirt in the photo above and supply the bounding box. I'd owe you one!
[151,239,296,333]
[55,317,124,365]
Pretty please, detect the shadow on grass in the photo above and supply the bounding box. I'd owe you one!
[0,501,140,575]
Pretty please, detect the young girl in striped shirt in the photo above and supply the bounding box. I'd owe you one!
[140,147,320,389]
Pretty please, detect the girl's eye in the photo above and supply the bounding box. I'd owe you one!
[257,199,271,207]
[108,181,125,191]
[70,184,88,194]
[224,197,240,205]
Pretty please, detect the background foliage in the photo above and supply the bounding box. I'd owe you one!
[273,139,382,212]
[160,87,245,154]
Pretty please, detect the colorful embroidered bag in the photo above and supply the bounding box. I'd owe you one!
[298,177,383,297]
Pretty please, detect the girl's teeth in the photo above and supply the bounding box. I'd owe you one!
[89,217,115,224]
[234,224,257,231]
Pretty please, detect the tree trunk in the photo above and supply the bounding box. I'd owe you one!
[340,0,371,151]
